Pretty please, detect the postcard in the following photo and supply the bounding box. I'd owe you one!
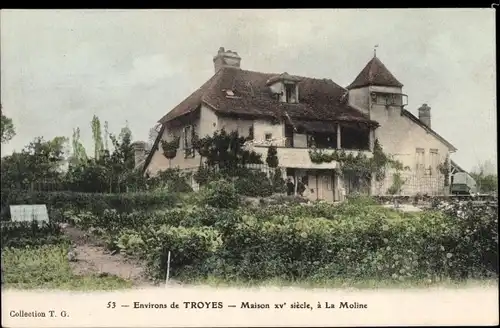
[1,8,498,327]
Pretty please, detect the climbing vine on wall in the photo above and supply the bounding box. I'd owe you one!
[308,139,407,182]
[437,155,450,186]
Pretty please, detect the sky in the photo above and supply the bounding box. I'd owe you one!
[1,9,496,173]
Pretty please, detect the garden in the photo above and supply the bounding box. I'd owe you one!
[1,182,497,290]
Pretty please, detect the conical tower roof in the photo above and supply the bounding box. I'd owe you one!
[347,56,403,89]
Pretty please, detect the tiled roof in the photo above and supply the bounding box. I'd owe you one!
[347,56,403,90]
[158,67,378,126]
[450,160,466,173]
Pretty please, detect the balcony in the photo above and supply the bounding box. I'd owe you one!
[248,137,373,170]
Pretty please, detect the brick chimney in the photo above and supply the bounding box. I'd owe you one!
[131,141,147,168]
[418,104,431,129]
[213,47,241,73]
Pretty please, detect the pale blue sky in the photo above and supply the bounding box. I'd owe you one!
[1,9,496,172]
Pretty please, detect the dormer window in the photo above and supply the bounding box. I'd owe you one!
[285,83,296,103]
[266,72,301,104]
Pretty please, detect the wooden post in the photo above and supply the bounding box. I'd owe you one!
[369,129,375,152]
[336,124,341,150]
[315,172,319,201]
[294,172,298,195]
[165,251,171,287]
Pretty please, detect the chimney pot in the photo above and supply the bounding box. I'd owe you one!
[418,104,431,129]
[213,47,241,73]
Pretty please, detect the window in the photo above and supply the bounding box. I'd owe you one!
[430,149,439,174]
[265,133,272,141]
[285,83,296,103]
[248,124,254,140]
[285,124,294,147]
[415,148,425,175]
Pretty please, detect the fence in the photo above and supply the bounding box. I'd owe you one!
[373,171,448,196]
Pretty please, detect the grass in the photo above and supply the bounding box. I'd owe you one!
[1,244,133,291]
[178,275,499,290]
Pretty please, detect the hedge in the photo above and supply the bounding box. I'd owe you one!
[1,190,179,219]
[66,196,498,283]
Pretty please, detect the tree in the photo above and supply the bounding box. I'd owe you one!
[195,129,262,174]
[69,127,88,166]
[192,129,263,186]
[91,115,104,160]
[470,160,498,194]
[1,136,69,190]
[66,122,143,193]
[266,145,285,193]
[1,104,16,144]
[104,121,110,151]
[266,145,279,168]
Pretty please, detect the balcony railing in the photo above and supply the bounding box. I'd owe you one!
[248,137,372,154]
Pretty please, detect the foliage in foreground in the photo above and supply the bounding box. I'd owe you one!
[1,221,67,248]
[2,244,132,290]
[61,182,498,284]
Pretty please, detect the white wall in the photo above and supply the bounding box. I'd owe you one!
[362,85,452,195]
[348,87,370,116]
[146,105,219,176]
[218,116,284,143]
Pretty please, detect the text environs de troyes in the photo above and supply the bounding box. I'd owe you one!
[133,302,224,309]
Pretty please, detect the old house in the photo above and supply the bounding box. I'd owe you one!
[139,47,458,201]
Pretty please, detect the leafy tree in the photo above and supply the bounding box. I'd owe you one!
[192,129,263,185]
[1,104,15,144]
[69,127,88,166]
[104,121,110,151]
[470,161,498,194]
[266,145,279,168]
[195,129,263,175]
[66,121,141,193]
[1,136,69,190]
[91,115,104,160]
[266,145,285,193]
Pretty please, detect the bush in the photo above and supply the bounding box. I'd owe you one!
[193,166,224,187]
[149,168,193,193]
[271,168,286,194]
[346,193,378,206]
[1,221,67,248]
[234,170,273,197]
[200,180,240,209]
[114,225,221,281]
[200,200,498,281]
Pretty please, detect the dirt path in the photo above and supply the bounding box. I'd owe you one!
[61,224,178,288]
